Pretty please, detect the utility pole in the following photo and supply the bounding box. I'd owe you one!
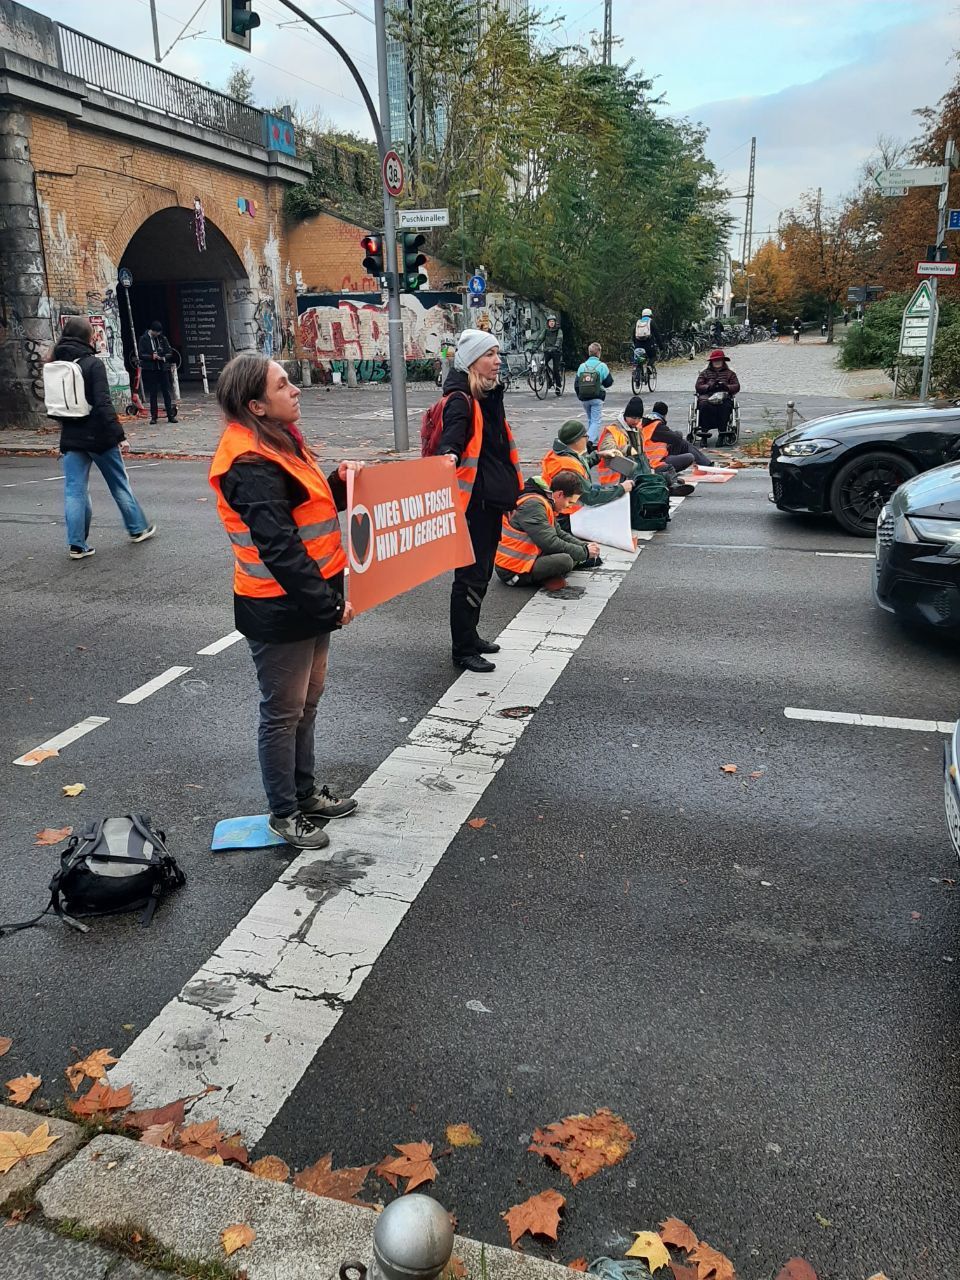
[148,0,162,61]
[920,137,955,400]
[742,136,756,268]
[602,0,613,65]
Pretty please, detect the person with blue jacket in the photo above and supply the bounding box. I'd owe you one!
[574,342,614,440]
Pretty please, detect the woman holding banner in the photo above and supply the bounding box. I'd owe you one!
[209,353,363,851]
[439,329,523,673]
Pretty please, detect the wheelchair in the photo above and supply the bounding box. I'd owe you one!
[687,394,740,446]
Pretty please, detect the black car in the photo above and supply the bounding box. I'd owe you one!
[769,403,960,535]
[874,462,960,631]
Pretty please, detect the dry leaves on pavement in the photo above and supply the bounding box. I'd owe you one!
[20,748,58,766]
[376,1141,437,1193]
[0,1122,60,1174]
[66,1081,133,1117]
[294,1152,373,1205]
[719,764,738,775]
[660,1218,699,1254]
[446,1123,482,1148]
[568,1259,589,1272]
[62,783,86,797]
[221,1222,256,1256]
[627,1232,671,1272]
[5,1074,41,1105]
[123,1084,219,1134]
[529,1108,635,1185]
[34,826,73,846]
[251,1154,291,1182]
[65,1048,118,1092]
[688,1240,736,1280]
[0,1037,11,1058]
[502,1188,566,1246]
[774,1262,819,1280]
[466,818,488,829]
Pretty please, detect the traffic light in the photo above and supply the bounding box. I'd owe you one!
[361,234,385,279]
[400,232,427,292]
[222,0,260,51]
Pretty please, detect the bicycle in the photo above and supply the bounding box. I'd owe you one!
[526,351,548,400]
[631,347,657,394]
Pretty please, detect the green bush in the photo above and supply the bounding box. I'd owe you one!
[836,293,908,371]
[933,316,960,397]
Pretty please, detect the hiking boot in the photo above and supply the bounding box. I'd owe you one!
[267,812,330,849]
[130,525,157,543]
[298,785,358,820]
[69,546,95,560]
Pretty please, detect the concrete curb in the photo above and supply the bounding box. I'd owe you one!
[38,1133,573,1280]
[0,1103,87,1210]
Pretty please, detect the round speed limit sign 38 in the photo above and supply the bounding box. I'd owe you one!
[382,149,405,198]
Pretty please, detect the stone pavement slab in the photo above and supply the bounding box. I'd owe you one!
[39,1133,573,1280]
[0,1221,162,1279]
[0,1104,86,1208]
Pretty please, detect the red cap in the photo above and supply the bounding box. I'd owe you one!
[708,349,727,361]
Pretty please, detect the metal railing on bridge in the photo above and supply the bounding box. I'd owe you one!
[57,25,266,148]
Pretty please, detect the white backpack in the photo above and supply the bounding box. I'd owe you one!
[634,317,652,340]
[43,359,92,418]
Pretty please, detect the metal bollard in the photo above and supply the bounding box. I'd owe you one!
[785,400,795,431]
[199,353,210,396]
[340,1195,454,1280]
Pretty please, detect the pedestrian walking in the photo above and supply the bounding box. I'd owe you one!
[438,328,523,673]
[137,320,178,424]
[574,342,614,440]
[209,352,361,850]
[46,316,155,560]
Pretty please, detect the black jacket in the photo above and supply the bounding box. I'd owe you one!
[52,337,125,455]
[138,330,174,365]
[644,416,689,456]
[438,369,520,512]
[220,449,349,644]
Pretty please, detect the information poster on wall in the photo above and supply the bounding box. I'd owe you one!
[177,281,229,380]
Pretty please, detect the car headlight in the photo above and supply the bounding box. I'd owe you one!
[907,517,960,553]
[778,438,841,457]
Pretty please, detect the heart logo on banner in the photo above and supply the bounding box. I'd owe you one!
[351,510,372,568]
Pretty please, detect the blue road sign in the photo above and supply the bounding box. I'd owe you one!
[467,274,486,295]
[948,209,960,231]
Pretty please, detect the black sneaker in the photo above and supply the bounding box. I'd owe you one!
[298,785,358,820]
[267,812,330,849]
[475,638,501,654]
[454,653,496,673]
[69,546,95,560]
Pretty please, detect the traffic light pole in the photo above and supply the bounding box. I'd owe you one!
[270,0,409,451]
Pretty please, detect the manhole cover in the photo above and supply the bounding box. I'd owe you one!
[498,705,536,719]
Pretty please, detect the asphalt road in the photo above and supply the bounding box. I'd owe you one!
[2,457,959,1280]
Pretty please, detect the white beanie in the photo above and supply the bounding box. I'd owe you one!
[454,328,499,372]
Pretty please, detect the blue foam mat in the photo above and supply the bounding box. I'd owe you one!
[210,814,285,851]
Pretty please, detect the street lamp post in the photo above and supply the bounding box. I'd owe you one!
[457,189,481,319]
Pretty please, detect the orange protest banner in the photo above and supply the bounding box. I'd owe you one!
[346,457,475,615]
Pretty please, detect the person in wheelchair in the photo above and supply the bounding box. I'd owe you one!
[694,349,740,441]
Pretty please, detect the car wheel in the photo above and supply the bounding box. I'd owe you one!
[829,451,918,537]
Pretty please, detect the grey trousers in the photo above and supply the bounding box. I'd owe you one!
[496,552,575,586]
[247,634,330,818]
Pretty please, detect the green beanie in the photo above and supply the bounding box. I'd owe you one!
[558,420,587,446]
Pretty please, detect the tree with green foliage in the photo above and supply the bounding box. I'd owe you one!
[226,63,255,105]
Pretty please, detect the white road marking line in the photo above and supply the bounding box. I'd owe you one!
[197,630,244,656]
[13,715,111,766]
[0,463,159,489]
[110,508,693,1140]
[117,666,193,705]
[784,707,955,734]
[815,551,874,559]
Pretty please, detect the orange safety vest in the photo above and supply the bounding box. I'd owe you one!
[640,419,668,468]
[209,422,346,599]
[495,491,554,574]
[540,448,589,514]
[455,397,522,510]
[596,421,630,486]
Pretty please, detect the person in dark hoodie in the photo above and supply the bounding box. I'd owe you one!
[209,352,362,851]
[438,328,523,674]
[137,319,178,424]
[495,470,600,588]
[49,315,155,560]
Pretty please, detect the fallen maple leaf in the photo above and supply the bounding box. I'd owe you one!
[446,1123,482,1148]
[376,1141,437,1193]
[626,1232,670,1273]
[123,1085,219,1133]
[660,1219,699,1254]
[20,748,58,765]
[65,1048,118,1092]
[179,1118,220,1148]
[689,1240,736,1280]
[720,764,737,775]
[66,1080,133,1117]
[62,783,86,797]
[251,1154,291,1182]
[294,1152,372,1202]
[467,817,487,829]
[529,1108,635,1185]
[671,1265,699,1280]
[774,1262,818,1280]
[5,1075,41,1105]
[35,826,73,846]
[202,1154,224,1166]
[568,1259,589,1272]
[0,1122,60,1174]
[140,1122,177,1148]
[502,1188,565,1246]
[0,1038,11,1058]
[221,1223,256,1256]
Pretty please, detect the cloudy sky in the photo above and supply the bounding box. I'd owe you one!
[24,0,958,248]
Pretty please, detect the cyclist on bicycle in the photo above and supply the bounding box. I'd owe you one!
[541,314,564,397]
[632,308,660,370]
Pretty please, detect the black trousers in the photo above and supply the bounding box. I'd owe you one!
[451,501,502,658]
[142,365,174,420]
[544,350,562,386]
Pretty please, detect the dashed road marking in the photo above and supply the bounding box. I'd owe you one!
[784,707,955,733]
[815,551,874,559]
[0,463,160,489]
[13,715,111,766]
[117,666,193,705]
[197,630,244,656]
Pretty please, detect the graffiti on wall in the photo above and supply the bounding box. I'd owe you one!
[82,285,131,411]
[295,292,460,373]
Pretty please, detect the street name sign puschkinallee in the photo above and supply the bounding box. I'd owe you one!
[397,208,450,229]
[916,261,958,277]
[876,165,949,189]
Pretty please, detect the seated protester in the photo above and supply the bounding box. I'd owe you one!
[596,396,653,486]
[541,420,634,517]
[643,399,715,472]
[496,471,602,587]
